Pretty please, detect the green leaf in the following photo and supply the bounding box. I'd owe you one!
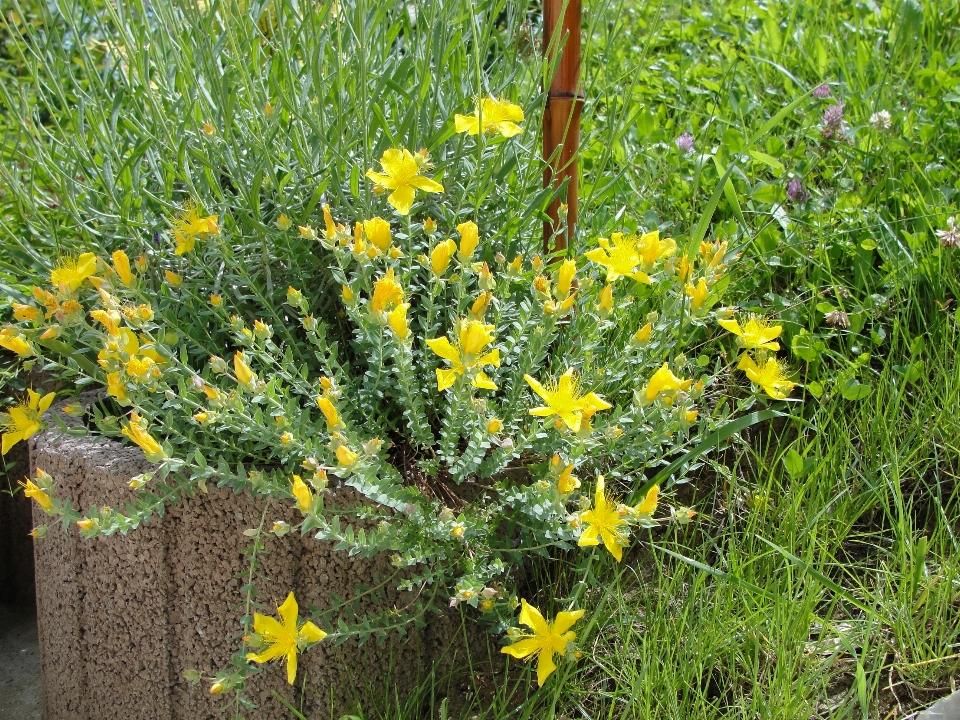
[748,150,785,176]
[782,448,805,478]
[840,378,872,401]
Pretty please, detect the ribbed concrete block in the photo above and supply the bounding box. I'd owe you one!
[30,406,500,719]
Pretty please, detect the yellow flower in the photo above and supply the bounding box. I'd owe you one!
[685,409,699,423]
[297,225,316,240]
[685,278,709,309]
[455,97,524,138]
[523,368,611,432]
[365,148,444,215]
[636,230,677,267]
[245,592,326,685]
[112,250,134,286]
[120,413,166,462]
[424,217,437,235]
[280,431,293,444]
[316,396,344,430]
[556,259,576,299]
[718,315,782,351]
[170,200,219,255]
[51,253,98,292]
[584,233,652,284]
[0,328,34,357]
[387,303,409,340]
[557,464,580,494]
[125,355,157,380]
[106,372,128,403]
[578,476,629,561]
[643,363,692,402]
[486,417,503,434]
[276,214,292,231]
[1,390,55,455]
[363,217,392,251]
[634,485,659,518]
[12,303,41,322]
[370,268,404,314]
[209,680,225,695]
[507,254,523,273]
[426,320,500,391]
[633,322,652,344]
[457,221,479,261]
[341,284,355,304]
[90,309,122,337]
[164,270,182,286]
[336,445,359,467]
[77,518,95,532]
[19,478,52,510]
[209,294,223,307]
[291,475,312,512]
[234,352,255,387]
[193,411,209,423]
[430,238,457,276]
[737,354,795,400]
[500,599,584,687]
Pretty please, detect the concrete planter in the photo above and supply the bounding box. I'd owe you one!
[30,407,499,719]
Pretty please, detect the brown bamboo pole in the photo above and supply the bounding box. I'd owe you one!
[542,0,583,255]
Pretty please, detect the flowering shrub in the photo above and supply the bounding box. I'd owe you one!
[4,123,796,689]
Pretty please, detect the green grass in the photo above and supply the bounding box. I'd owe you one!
[2,0,959,717]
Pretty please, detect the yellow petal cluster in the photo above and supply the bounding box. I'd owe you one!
[1,390,55,455]
[455,97,524,138]
[524,368,611,432]
[245,592,326,685]
[500,600,583,686]
[738,354,795,399]
[426,320,500,392]
[365,148,444,215]
[578,476,629,561]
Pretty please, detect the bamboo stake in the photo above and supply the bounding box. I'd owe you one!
[542,0,583,254]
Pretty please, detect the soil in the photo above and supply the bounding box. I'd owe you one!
[0,605,42,720]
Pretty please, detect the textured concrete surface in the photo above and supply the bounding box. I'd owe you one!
[30,402,500,719]
[0,440,37,607]
[0,605,42,720]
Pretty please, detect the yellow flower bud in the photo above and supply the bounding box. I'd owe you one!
[112,250,134,286]
[387,303,409,340]
[598,283,613,317]
[486,418,503,434]
[430,239,457,276]
[633,322,652,344]
[424,217,437,235]
[556,259,576,298]
[456,220,479,261]
[233,352,254,386]
[77,518,95,532]
[336,445,359,467]
[291,474,312,511]
[164,270,182,286]
[364,217,392,251]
